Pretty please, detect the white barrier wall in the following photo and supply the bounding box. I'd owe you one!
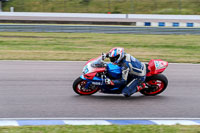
[165,22,170,27]
[151,22,158,27]
[128,14,200,20]
[0,12,126,18]
[195,23,200,27]
[179,22,186,27]
[0,12,200,27]
[136,22,144,27]
[1,12,199,20]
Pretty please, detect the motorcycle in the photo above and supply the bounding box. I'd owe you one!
[73,54,168,96]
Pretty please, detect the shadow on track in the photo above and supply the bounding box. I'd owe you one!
[72,94,167,101]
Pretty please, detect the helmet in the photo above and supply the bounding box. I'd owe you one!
[108,47,125,64]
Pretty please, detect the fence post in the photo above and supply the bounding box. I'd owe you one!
[10,7,14,12]
[126,14,128,19]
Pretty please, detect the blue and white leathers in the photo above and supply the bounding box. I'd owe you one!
[112,54,146,96]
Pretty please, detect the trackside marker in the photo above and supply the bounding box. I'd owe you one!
[151,120,200,125]
[193,120,200,124]
[0,119,200,126]
[17,120,65,126]
[107,120,156,125]
[64,120,111,125]
[0,121,19,126]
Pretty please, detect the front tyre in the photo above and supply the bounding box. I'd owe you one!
[73,77,99,95]
[140,74,168,96]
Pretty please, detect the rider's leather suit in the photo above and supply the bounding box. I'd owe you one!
[112,54,146,96]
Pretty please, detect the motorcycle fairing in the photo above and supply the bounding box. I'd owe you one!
[80,75,122,93]
[147,59,168,76]
[80,75,104,88]
[83,56,106,80]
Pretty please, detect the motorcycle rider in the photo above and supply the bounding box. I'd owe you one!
[104,47,146,97]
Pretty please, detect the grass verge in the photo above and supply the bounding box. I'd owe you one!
[3,0,200,15]
[0,32,199,63]
[0,125,200,133]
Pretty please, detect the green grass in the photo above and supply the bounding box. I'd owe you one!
[0,125,200,133]
[0,32,199,63]
[2,0,200,15]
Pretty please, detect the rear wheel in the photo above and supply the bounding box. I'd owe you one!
[140,74,168,96]
[73,77,99,95]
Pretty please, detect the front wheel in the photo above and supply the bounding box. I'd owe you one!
[140,74,168,96]
[73,77,99,95]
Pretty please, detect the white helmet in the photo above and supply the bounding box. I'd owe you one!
[108,47,125,64]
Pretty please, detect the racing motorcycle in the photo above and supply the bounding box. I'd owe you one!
[73,54,168,96]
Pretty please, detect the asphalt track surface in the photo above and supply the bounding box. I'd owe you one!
[0,61,200,118]
[1,24,200,34]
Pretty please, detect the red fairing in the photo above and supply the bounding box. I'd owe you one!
[84,72,97,79]
[84,68,106,79]
[147,59,168,76]
[93,67,106,73]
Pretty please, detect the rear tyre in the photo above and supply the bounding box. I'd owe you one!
[73,77,99,95]
[140,74,168,96]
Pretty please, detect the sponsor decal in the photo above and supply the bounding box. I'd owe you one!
[92,82,102,85]
[154,61,160,69]
[83,65,89,74]
[154,61,166,70]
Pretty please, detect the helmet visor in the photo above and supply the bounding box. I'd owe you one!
[109,55,120,63]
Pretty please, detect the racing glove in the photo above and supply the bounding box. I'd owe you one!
[105,78,114,86]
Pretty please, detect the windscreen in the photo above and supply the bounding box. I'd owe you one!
[90,56,105,68]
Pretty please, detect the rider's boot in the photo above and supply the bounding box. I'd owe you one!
[122,86,138,97]
[137,83,146,92]
[122,80,146,97]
